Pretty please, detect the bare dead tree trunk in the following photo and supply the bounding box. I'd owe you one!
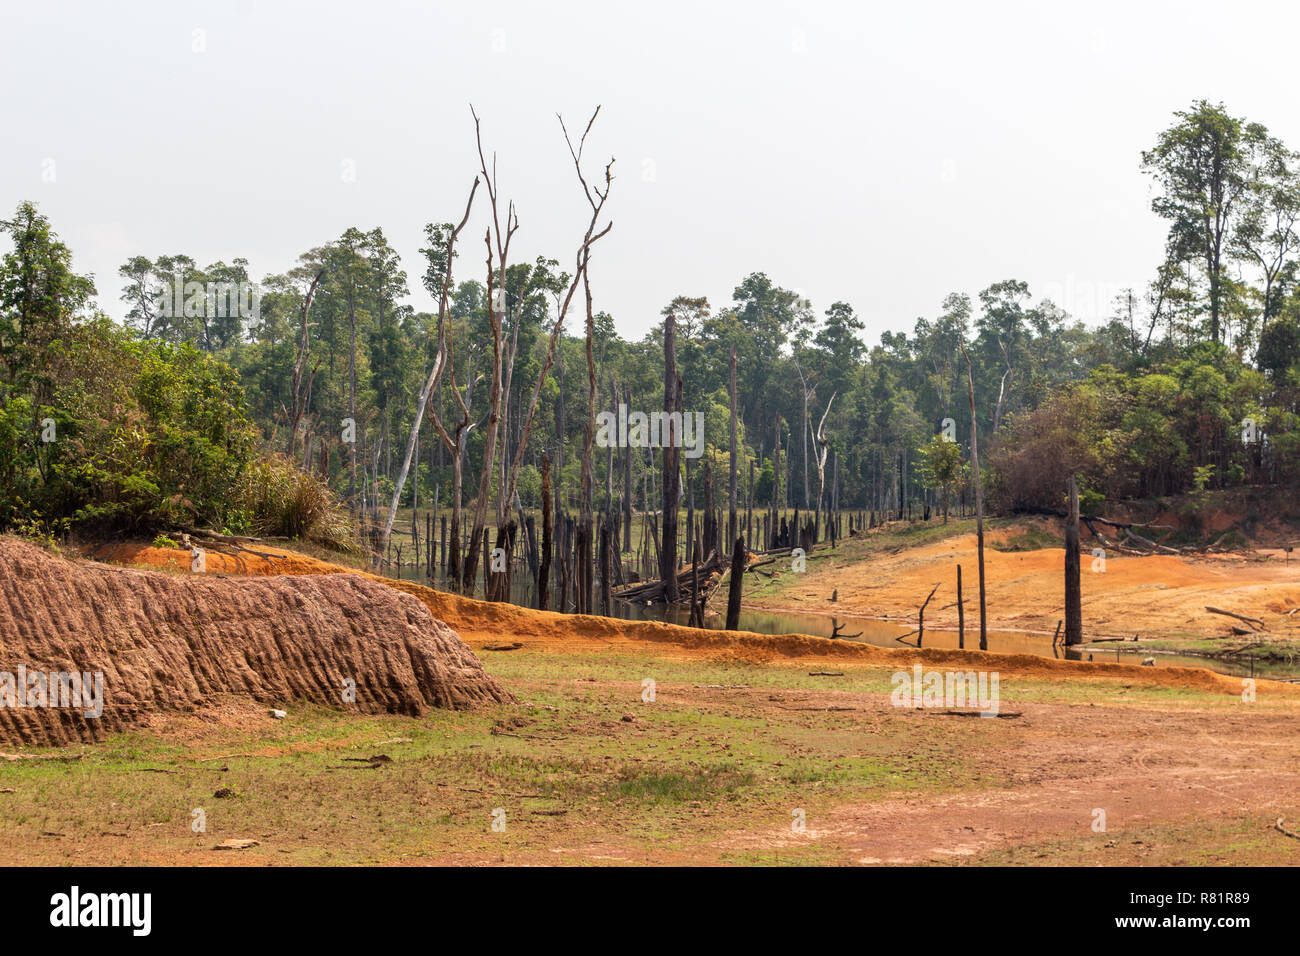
[462,107,518,595]
[622,384,633,551]
[1065,474,1083,645]
[599,517,611,616]
[489,111,613,606]
[992,338,1013,435]
[464,232,505,593]
[960,342,988,651]
[957,564,965,650]
[496,296,524,530]
[814,392,836,517]
[726,535,746,630]
[795,360,813,510]
[660,311,680,601]
[772,418,782,548]
[377,184,479,558]
[605,371,616,519]
[576,257,597,616]
[728,344,738,553]
[688,534,703,628]
[539,453,552,610]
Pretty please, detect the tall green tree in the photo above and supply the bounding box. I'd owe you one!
[1142,101,1270,345]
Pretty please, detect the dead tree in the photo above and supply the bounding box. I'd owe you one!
[960,341,988,651]
[830,618,863,639]
[917,582,940,648]
[813,391,836,518]
[462,106,519,596]
[481,107,613,609]
[576,256,598,614]
[992,337,1014,436]
[660,311,681,601]
[378,180,480,558]
[728,344,739,549]
[1065,474,1082,645]
[599,517,612,616]
[623,383,633,551]
[795,359,814,510]
[539,453,552,610]
[725,535,746,630]
[957,564,965,650]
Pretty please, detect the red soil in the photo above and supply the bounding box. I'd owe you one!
[87,540,1300,698]
[0,539,510,745]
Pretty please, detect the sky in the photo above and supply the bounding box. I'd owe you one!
[4,0,1300,344]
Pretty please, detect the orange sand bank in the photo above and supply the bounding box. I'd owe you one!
[85,540,1298,697]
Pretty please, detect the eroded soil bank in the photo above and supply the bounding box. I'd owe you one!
[0,538,510,744]
[83,537,1294,695]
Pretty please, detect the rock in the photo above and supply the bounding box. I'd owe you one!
[269,709,287,719]
[213,839,259,850]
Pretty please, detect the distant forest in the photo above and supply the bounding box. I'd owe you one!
[3,99,1299,557]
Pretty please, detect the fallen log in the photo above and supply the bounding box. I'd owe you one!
[188,528,282,544]
[1205,606,1266,630]
[614,549,731,606]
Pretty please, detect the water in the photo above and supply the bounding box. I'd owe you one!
[394,565,1300,681]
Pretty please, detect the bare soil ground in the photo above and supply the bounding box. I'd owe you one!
[1,656,1296,865]
[0,534,1293,865]
[744,519,1300,647]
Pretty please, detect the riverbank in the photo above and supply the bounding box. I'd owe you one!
[739,518,1300,662]
[81,536,1290,690]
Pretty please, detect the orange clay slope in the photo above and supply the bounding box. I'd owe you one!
[747,527,1300,642]
[85,540,1298,697]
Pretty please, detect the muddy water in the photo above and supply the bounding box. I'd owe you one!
[397,567,1299,681]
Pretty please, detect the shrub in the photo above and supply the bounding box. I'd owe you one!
[986,384,1113,512]
[236,454,359,551]
[0,317,257,535]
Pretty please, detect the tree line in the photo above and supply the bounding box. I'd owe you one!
[2,99,1298,592]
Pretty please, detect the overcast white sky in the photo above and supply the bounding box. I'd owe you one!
[4,0,1298,343]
